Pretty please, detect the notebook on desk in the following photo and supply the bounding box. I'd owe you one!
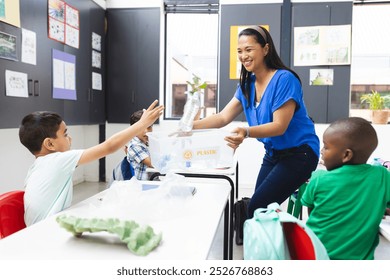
[379,216,390,241]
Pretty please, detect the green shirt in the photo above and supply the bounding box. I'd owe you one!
[301,164,390,260]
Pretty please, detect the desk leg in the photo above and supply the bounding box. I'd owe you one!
[235,162,239,200]
[223,201,229,260]
[177,173,235,260]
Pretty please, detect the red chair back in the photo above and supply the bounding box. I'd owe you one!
[283,222,316,260]
[0,190,26,239]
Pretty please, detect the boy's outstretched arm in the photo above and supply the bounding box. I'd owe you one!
[78,100,163,165]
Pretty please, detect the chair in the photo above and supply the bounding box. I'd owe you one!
[0,190,26,239]
[112,156,134,181]
[282,222,316,260]
[287,182,307,219]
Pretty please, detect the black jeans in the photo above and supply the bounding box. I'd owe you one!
[247,144,319,218]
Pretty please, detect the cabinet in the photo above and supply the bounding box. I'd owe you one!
[106,8,160,123]
[63,0,106,125]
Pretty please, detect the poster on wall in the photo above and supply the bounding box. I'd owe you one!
[229,25,269,80]
[92,50,101,69]
[294,24,351,66]
[0,31,17,61]
[309,69,334,86]
[92,72,102,90]
[5,70,28,98]
[52,49,77,100]
[48,0,65,43]
[21,28,37,65]
[64,3,79,48]
[0,0,21,27]
[92,32,101,51]
[0,0,5,19]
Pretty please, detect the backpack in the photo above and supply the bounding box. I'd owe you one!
[234,197,251,245]
[111,157,134,183]
[243,202,329,260]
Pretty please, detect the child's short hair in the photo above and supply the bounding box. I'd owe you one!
[328,117,378,163]
[19,111,63,155]
[129,110,144,125]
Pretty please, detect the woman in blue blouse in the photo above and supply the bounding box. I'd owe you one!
[193,25,319,218]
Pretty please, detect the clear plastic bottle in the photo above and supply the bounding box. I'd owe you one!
[179,91,200,132]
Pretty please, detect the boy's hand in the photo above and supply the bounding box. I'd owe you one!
[140,100,164,127]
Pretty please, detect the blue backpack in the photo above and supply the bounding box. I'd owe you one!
[112,157,134,181]
[244,203,329,260]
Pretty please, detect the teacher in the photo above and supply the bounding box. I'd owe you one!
[193,25,319,218]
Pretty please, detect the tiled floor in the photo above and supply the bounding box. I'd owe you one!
[73,181,390,260]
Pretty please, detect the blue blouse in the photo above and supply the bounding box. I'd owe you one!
[234,70,319,157]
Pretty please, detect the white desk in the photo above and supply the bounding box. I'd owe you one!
[148,164,238,260]
[0,180,230,260]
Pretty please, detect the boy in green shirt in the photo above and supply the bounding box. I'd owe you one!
[301,117,390,259]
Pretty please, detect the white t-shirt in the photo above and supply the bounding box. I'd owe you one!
[24,150,84,226]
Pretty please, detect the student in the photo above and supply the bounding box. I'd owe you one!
[301,117,390,260]
[193,25,319,219]
[19,100,163,226]
[126,109,153,180]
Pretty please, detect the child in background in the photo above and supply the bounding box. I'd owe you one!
[126,110,154,180]
[19,101,163,226]
[301,117,390,260]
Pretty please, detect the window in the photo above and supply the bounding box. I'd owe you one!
[164,2,219,119]
[350,3,390,117]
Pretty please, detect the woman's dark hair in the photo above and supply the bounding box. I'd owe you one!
[19,111,63,154]
[238,26,301,101]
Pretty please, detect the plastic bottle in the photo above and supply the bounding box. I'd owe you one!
[179,91,200,132]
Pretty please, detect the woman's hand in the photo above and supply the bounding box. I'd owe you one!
[224,127,247,150]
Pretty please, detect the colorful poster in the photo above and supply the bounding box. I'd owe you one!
[0,0,5,19]
[294,25,351,66]
[0,0,20,27]
[48,0,79,49]
[229,25,270,80]
[52,49,77,100]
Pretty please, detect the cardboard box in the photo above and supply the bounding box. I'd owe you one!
[147,129,234,173]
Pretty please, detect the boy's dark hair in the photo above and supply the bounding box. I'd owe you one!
[19,111,63,155]
[129,110,144,125]
[329,117,378,163]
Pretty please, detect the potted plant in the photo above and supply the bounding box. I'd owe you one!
[186,76,207,95]
[360,90,389,124]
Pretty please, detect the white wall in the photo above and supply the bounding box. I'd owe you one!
[0,125,100,193]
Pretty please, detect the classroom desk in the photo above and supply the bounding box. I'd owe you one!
[0,180,230,260]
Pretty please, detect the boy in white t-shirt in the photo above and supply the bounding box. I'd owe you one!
[19,100,163,226]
